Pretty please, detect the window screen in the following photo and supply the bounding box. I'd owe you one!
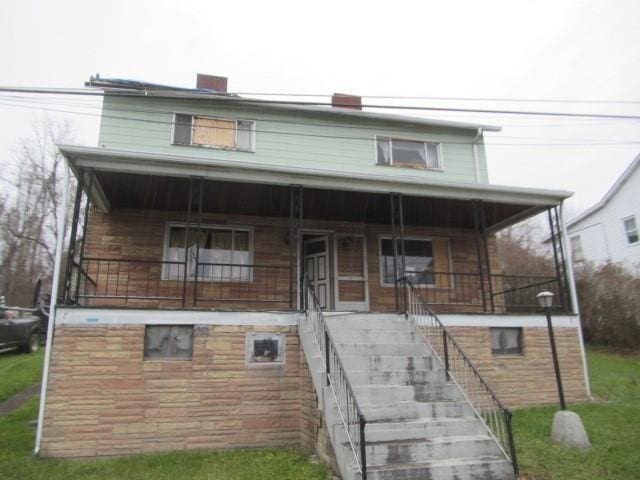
[380,238,434,285]
[376,137,391,165]
[490,327,523,355]
[392,139,427,167]
[624,216,639,244]
[173,114,193,145]
[247,333,285,364]
[144,325,194,360]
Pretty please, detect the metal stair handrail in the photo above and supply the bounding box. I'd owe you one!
[303,275,368,480]
[401,277,519,478]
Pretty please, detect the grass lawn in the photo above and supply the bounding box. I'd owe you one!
[0,351,327,480]
[0,349,44,402]
[514,348,640,480]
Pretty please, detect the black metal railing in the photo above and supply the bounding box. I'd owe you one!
[72,258,184,306]
[402,277,519,478]
[491,273,564,312]
[304,276,367,480]
[399,269,568,314]
[194,263,291,307]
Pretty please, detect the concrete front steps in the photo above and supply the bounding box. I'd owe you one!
[320,313,515,480]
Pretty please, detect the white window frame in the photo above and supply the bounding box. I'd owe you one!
[161,222,254,282]
[171,113,256,152]
[622,215,639,246]
[378,235,438,288]
[374,135,443,171]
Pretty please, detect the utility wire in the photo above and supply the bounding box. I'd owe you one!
[1,86,640,120]
[1,99,640,147]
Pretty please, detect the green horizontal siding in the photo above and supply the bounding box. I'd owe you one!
[98,96,489,184]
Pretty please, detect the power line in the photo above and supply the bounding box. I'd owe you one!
[1,98,640,148]
[1,85,640,120]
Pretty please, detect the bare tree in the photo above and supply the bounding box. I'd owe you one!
[496,216,555,276]
[0,117,74,306]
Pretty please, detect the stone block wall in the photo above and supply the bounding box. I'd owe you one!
[40,323,321,458]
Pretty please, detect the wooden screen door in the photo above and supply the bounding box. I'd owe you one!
[304,236,330,309]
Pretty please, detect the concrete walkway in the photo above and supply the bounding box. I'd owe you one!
[0,383,41,416]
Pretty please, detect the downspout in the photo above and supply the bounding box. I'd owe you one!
[472,128,483,182]
[34,158,71,455]
[558,200,592,399]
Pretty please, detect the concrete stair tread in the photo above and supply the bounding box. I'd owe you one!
[365,434,496,446]
[367,455,511,471]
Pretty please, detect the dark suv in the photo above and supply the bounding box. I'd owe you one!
[0,282,49,355]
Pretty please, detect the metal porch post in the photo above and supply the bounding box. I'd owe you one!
[554,206,572,312]
[390,193,407,312]
[472,201,488,312]
[479,201,495,313]
[62,171,84,304]
[73,170,94,304]
[182,178,193,308]
[547,207,566,311]
[290,185,303,310]
[390,193,400,311]
[192,178,204,307]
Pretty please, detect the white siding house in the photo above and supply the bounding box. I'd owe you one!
[566,153,640,274]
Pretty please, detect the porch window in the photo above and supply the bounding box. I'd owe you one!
[490,327,523,355]
[163,224,252,281]
[623,215,639,244]
[173,113,255,152]
[376,136,441,169]
[144,325,194,360]
[380,238,435,286]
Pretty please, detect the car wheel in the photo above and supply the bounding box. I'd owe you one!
[23,333,40,354]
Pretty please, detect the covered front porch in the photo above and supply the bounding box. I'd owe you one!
[59,146,573,315]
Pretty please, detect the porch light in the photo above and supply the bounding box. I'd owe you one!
[536,290,554,309]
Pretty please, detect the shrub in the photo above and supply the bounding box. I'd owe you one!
[576,263,640,350]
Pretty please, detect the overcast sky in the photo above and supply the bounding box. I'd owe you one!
[1,0,639,218]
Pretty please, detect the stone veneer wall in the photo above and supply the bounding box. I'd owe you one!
[40,324,321,458]
[444,326,589,408]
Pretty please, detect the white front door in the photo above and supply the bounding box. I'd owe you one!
[304,236,330,309]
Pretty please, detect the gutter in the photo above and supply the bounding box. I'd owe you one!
[472,128,483,182]
[34,159,70,455]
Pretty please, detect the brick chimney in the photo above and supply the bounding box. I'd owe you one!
[331,93,362,110]
[196,73,228,93]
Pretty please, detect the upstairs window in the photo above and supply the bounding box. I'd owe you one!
[376,136,441,170]
[173,114,255,152]
[570,235,584,262]
[623,215,639,244]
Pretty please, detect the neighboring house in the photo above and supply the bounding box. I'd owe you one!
[36,74,590,480]
[566,153,640,274]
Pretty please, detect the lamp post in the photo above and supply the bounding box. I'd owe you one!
[536,290,566,410]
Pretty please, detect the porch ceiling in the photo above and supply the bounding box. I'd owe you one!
[92,170,541,231]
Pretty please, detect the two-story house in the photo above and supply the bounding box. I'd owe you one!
[566,153,640,274]
[35,74,591,480]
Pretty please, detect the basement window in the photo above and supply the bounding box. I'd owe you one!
[144,325,194,360]
[246,332,285,364]
[490,327,523,355]
[623,215,639,245]
[173,113,255,152]
[376,136,441,170]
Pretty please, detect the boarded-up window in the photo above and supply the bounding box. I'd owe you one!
[246,332,285,364]
[144,325,194,360]
[172,114,255,151]
[490,327,523,355]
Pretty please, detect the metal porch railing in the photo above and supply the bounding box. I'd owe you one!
[304,275,368,480]
[401,277,519,478]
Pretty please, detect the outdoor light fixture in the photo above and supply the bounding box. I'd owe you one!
[536,290,566,410]
[537,290,591,449]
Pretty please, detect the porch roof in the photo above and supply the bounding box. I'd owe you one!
[59,145,572,231]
